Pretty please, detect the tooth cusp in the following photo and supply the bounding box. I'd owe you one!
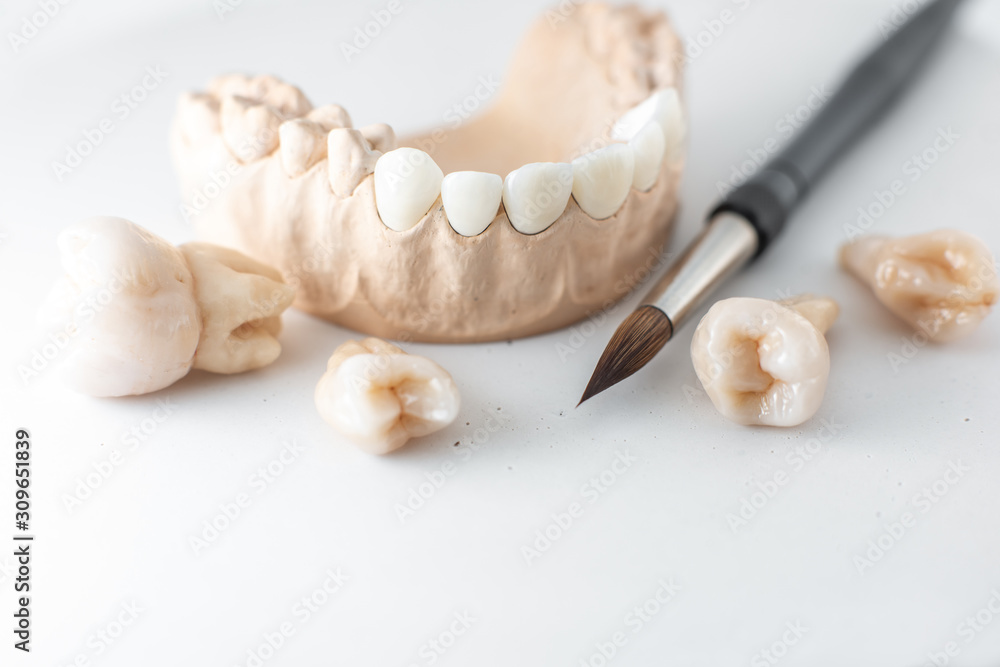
[220,95,284,163]
[840,230,999,342]
[279,119,328,177]
[327,128,381,197]
[373,148,444,232]
[690,296,838,427]
[314,338,461,455]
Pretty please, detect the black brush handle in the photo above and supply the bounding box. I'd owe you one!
[713,0,965,256]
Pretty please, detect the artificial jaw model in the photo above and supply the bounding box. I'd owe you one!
[171,2,685,343]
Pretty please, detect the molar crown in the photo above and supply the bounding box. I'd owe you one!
[840,230,999,342]
[41,217,295,397]
[690,295,839,427]
[314,338,461,455]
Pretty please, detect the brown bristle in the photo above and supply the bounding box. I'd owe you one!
[578,306,673,406]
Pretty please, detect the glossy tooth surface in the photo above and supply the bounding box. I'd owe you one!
[314,338,461,455]
[690,296,838,427]
[502,162,573,235]
[374,148,444,232]
[840,230,1000,342]
[176,92,220,144]
[179,243,295,374]
[360,123,397,153]
[40,217,201,397]
[220,95,284,163]
[307,104,353,131]
[441,171,503,237]
[628,122,666,191]
[327,128,381,197]
[612,88,685,161]
[279,119,328,177]
[572,144,635,220]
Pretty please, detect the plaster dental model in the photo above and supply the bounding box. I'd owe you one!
[40,217,295,397]
[314,338,461,455]
[691,295,839,427]
[172,3,685,342]
[840,230,999,342]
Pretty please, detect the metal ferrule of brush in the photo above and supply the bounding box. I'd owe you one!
[640,212,759,331]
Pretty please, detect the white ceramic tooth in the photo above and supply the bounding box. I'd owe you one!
[374,148,444,232]
[307,104,353,131]
[176,92,220,144]
[628,122,666,191]
[360,123,397,154]
[279,119,328,177]
[220,95,284,163]
[612,88,685,161]
[501,162,573,235]
[327,128,381,197]
[442,171,503,237]
[571,144,635,220]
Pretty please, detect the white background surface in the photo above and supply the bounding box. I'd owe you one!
[2,0,1000,665]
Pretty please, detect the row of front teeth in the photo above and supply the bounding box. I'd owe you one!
[181,78,685,237]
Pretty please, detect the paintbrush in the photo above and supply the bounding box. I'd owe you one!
[580,0,966,405]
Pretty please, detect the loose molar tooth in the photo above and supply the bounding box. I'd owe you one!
[571,144,635,220]
[176,92,220,144]
[840,230,999,342]
[442,171,503,237]
[360,123,397,154]
[307,104,352,131]
[502,162,573,235]
[314,338,461,455]
[691,295,839,427]
[374,148,444,232]
[220,95,285,163]
[327,128,381,198]
[279,119,328,177]
[628,122,666,191]
[612,88,685,162]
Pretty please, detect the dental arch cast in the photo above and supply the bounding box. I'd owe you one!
[171,4,687,342]
[40,216,295,397]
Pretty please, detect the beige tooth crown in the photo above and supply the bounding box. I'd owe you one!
[840,230,999,342]
[691,295,839,428]
[171,2,685,342]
